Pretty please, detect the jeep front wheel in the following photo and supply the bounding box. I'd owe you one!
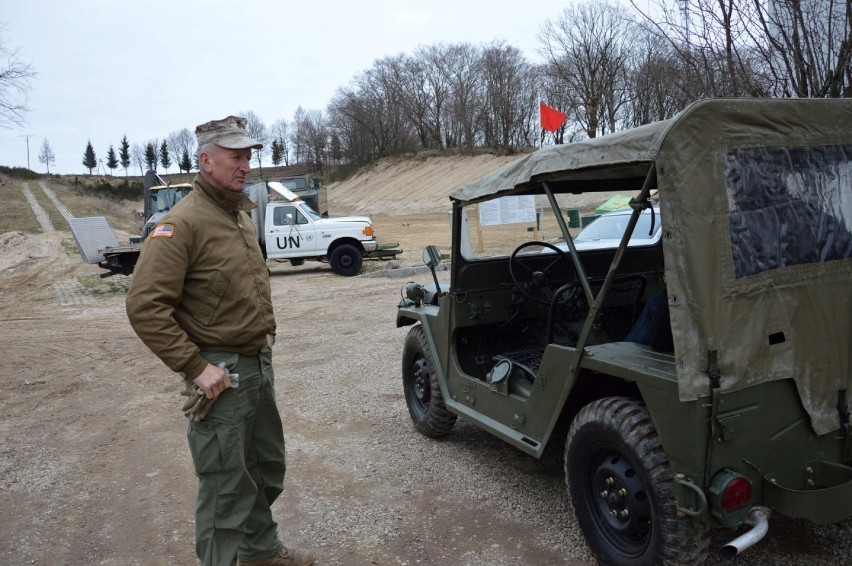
[329,244,363,276]
[565,397,709,566]
[402,325,457,437]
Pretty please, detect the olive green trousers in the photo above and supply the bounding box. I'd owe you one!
[186,348,286,565]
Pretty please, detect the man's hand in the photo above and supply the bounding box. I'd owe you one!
[193,363,231,400]
[267,334,275,348]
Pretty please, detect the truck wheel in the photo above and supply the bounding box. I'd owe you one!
[330,244,362,276]
[290,258,305,266]
[565,397,709,566]
[402,325,457,437]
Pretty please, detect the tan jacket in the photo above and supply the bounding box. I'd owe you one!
[126,176,276,380]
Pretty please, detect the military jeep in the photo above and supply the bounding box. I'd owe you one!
[396,98,852,564]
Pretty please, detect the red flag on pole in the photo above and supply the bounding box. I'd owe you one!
[540,101,567,132]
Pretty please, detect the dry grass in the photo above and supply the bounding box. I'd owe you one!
[0,177,43,233]
[0,175,140,236]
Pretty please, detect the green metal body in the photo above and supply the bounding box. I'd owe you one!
[397,99,852,529]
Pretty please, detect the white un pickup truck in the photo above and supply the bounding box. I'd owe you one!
[244,181,378,276]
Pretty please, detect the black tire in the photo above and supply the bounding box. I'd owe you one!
[565,397,709,566]
[329,244,363,276]
[289,258,305,266]
[402,325,457,437]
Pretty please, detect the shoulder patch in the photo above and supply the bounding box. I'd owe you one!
[152,223,176,238]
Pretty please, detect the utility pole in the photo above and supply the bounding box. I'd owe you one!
[19,134,33,170]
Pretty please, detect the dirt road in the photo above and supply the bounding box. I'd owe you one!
[1,177,849,565]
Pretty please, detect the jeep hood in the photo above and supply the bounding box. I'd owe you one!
[453,98,852,436]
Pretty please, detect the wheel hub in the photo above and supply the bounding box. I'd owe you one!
[592,453,652,546]
[412,357,431,408]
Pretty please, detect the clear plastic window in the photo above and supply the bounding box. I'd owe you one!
[725,144,852,278]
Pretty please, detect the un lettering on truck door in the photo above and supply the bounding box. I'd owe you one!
[266,205,317,257]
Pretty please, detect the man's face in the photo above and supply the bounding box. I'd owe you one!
[200,145,252,192]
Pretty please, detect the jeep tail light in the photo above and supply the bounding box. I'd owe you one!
[363,226,374,237]
[721,476,752,510]
[708,469,753,527]
[710,469,752,511]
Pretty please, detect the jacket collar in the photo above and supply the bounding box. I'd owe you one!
[193,175,257,213]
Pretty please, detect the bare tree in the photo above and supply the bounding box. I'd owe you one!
[479,41,537,148]
[417,45,456,149]
[748,0,852,97]
[442,43,484,150]
[302,110,329,173]
[37,139,55,173]
[290,106,308,165]
[167,128,195,173]
[539,0,638,138]
[382,53,433,149]
[269,118,290,166]
[240,110,267,171]
[131,143,146,176]
[629,0,849,99]
[626,26,689,126]
[0,28,36,128]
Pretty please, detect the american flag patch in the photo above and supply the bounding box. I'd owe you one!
[152,224,175,238]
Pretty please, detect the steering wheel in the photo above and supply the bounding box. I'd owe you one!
[509,241,571,305]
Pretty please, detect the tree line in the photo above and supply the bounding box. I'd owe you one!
[10,0,851,177]
[328,0,850,160]
[77,134,195,177]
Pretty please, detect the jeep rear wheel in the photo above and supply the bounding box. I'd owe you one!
[402,325,457,437]
[565,397,709,566]
[330,244,363,276]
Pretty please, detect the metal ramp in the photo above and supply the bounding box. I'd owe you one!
[67,216,119,264]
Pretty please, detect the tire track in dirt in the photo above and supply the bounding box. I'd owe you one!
[39,181,74,222]
[21,183,54,233]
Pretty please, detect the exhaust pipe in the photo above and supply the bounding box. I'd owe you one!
[719,505,771,559]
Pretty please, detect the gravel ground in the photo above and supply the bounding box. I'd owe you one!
[0,205,850,564]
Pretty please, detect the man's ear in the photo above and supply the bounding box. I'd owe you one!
[198,150,211,172]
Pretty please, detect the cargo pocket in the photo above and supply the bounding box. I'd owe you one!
[188,420,257,530]
[192,271,231,326]
[188,420,244,475]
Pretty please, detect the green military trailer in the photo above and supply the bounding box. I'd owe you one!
[396,98,852,564]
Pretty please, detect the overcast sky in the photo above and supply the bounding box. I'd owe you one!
[1,0,576,175]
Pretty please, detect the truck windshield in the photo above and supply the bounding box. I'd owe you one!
[302,205,321,221]
[151,186,192,213]
[280,178,308,192]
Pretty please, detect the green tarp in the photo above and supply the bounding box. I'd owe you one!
[595,194,632,214]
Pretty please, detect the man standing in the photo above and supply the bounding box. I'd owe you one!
[126,116,314,566]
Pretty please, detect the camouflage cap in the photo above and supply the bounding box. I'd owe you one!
[195,115,263,150]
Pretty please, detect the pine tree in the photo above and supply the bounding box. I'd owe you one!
[271,139,282,166]
[179,149,192,174]
[119,135,131,176]
[105,144,119,175]
[82,140,97,174]
[145,143,157,171]
[160,140,171,172]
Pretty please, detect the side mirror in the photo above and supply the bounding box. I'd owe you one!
[285,213,295,226]
[422,245,442,269]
